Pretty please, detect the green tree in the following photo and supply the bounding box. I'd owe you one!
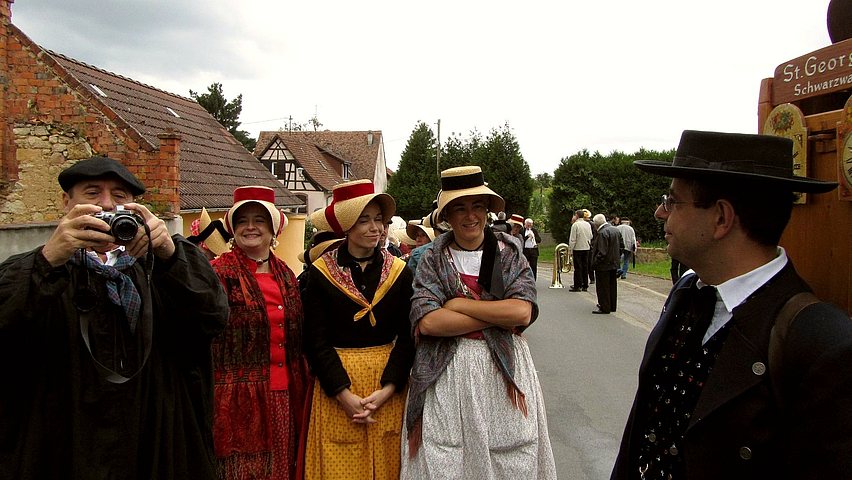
[530,172,553,231]
[548,148,674,243]
[387,122,441,220]
[190,82,256,151]
[439,125,532,218]
[474,124,532,218]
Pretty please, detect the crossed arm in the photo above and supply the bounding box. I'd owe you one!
[417,297,532,337]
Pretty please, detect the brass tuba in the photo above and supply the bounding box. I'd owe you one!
[549,243,572,289]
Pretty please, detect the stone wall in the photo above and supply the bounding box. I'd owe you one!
[636,247,669,263]
[0,19,181,225]
[2,123,93,223]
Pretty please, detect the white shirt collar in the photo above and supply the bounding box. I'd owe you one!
[697,247,788,343]
[698,247,788,313]
[86,246,125,266]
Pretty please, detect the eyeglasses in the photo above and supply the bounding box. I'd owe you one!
[660,194,701,212]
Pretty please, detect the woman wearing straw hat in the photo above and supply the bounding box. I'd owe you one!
[209,186,311,480]
[187,207,231,261]
[404,218,435,275]
[402,166,556,479]
[302,179,414,480]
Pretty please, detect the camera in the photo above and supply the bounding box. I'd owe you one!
[92,205,143,243]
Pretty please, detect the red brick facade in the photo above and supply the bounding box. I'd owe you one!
[0,0,180,222]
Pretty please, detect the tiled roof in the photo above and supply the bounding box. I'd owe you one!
[256,132,345,191]
[49,52,302,210]
[256,130,382,182]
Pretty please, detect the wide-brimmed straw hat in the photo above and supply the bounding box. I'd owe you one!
[190,207,231,256]
[310,179,395,235]
[507,214,524,226]
[297,231,344,264]
[224,186,288,236]
[434,166,505,222]
[406,219,436,242]
[634,130,838,193]
[395,227,417,247]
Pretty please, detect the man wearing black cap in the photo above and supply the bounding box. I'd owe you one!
[0,156,228,479]
[611,131,852,479]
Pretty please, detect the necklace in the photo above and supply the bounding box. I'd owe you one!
[453,239,485,252]
[250,256,270,266]
[351,254,373,262]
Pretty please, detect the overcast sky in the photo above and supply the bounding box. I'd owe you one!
[12,0,835,175]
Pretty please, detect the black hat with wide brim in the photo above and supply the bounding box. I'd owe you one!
[58,156,146,196]
[634,130,838,193]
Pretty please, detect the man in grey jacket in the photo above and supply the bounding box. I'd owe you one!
[616,218,637,279]
[567,209,593,292]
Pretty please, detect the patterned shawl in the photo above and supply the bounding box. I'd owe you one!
[210,246,310,462]
[313,247,407,326]
[405,229,539,455]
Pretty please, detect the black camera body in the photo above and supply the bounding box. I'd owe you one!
[92,206,143,243]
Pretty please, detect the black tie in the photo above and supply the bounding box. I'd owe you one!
[693,286,718,343]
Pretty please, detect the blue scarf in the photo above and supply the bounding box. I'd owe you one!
[70,249,142,333]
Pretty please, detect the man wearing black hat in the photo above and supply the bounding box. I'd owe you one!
[0,156,228,479]
[611,131,852,479]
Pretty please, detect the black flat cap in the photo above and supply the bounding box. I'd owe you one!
[58,156,146,196]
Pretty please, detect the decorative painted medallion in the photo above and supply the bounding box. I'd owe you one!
[763,103,809,204]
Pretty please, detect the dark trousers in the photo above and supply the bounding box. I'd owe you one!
[523,247,539,280]
[594,269,618,312]
[588,254,595,283]
[572,250,589,289]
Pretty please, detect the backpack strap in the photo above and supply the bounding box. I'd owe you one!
[768,291,820,410]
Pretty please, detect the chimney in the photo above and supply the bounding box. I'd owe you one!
[367,131,373,146]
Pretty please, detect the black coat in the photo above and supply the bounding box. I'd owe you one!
[0,237,228,480]
[611,262,852,480]
[591,223,622,271]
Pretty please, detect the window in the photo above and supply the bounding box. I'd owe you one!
[343,163,351,180]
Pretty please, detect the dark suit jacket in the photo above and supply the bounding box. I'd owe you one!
[611,262,852,480]
[591,223,622,271]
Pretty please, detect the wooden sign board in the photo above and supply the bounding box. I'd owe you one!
[773,37,852,105]
[763,103,808,204]
[838,95,852,201]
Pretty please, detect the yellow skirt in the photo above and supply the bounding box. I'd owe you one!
[304,343,405,480]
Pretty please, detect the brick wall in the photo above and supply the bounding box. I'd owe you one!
[0,4,180,224]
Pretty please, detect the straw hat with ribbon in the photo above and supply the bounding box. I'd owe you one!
[223,186,288,240]
[396,228,417,247]
[188,207,231,256]
[309,179,395,235]
[297,230,345,264]
[406,219,435,243]
[433,166,505,222]
[507,214,525,227]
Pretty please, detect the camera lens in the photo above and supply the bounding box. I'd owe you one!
[111,216,140,242]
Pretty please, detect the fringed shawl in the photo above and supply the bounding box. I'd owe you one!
[405,229,539,455]
[210,246,310,467]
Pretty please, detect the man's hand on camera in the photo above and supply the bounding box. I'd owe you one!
[41,204,114,267]
[123,203,175,260]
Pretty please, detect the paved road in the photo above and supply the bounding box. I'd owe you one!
[527,266,672,479]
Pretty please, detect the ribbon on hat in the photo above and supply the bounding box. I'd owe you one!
[441,171,485,190]
[323,181,377,234]
[675,156,791,178]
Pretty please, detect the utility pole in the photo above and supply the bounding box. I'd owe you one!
[436,119,441,176]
